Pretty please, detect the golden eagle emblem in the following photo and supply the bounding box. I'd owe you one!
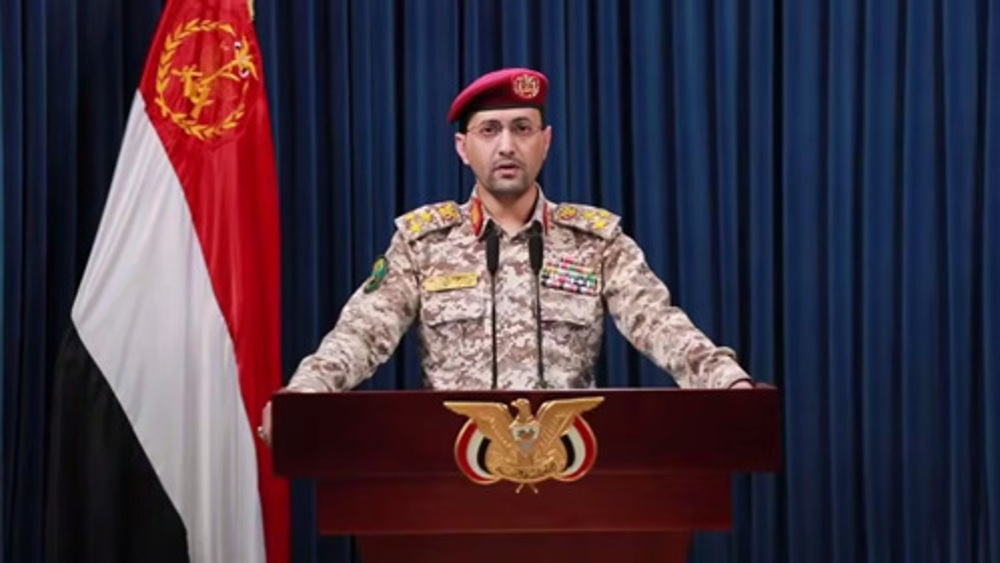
[444,397,604,493]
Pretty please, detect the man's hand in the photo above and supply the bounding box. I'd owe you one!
[729,380,754,389]
[258,401,273,447]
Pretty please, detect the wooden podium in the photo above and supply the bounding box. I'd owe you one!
[272,387,781,563]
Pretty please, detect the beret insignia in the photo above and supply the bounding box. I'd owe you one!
[512,73,541,99]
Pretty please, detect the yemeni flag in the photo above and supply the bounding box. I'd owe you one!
[44,0,289,561]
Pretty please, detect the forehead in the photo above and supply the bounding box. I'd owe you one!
[466,107,542,125]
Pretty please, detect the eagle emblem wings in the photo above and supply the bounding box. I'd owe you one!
[443,397,604,492]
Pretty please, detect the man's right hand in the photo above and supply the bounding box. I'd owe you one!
[258,400,273,448]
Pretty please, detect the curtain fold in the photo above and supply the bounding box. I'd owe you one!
[4,0,998,561]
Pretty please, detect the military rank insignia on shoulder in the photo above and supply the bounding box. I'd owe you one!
[551,203,621,240]
[395,201,462,241]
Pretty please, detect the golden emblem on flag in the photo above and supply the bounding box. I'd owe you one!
[444,397,604,493]
[154,18,259,141]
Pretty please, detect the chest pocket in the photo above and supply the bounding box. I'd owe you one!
[540,287,600,326]
[420,287,486,327]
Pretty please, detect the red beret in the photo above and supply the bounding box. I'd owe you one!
[448,68,548,123]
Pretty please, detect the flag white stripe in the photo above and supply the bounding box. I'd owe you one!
[72,93,265,563]
[465,432,493,480]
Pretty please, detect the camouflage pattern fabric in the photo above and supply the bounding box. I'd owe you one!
[285,188,752,392]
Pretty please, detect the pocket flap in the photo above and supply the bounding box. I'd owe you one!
[541,289,599,326]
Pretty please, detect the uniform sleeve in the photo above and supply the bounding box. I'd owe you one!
[601,232,751,389]
[285,230,420,392]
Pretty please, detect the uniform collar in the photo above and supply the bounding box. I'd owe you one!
[468,184,551,238]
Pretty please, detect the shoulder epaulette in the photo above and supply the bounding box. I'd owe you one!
[395,201,462,241]
[550,203,621,240]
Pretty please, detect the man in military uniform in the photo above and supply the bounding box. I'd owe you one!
[259,67,751,444]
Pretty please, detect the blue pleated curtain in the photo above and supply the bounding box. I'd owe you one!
[3,0,998,562]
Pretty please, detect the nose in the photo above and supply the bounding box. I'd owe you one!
[497,128,515,156]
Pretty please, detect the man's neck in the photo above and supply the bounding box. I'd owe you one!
[477,183,538,236]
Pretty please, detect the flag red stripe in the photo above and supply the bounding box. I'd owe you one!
[562,418,598,480]
[456,425,494,484]
[137,1,289,561]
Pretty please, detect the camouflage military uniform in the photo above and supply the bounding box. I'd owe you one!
[286,188,751,392]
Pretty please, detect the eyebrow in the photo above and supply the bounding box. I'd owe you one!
[473,116,535,126]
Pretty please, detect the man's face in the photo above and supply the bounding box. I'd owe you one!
[454,108,551,199]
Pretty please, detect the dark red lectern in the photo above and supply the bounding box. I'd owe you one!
[272,387,781,563]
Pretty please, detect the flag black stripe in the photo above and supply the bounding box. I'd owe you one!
[44,326,190,563]
[476,437,492,475]
[561,435,576,471]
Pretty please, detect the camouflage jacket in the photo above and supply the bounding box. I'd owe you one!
[286,188,752,391]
